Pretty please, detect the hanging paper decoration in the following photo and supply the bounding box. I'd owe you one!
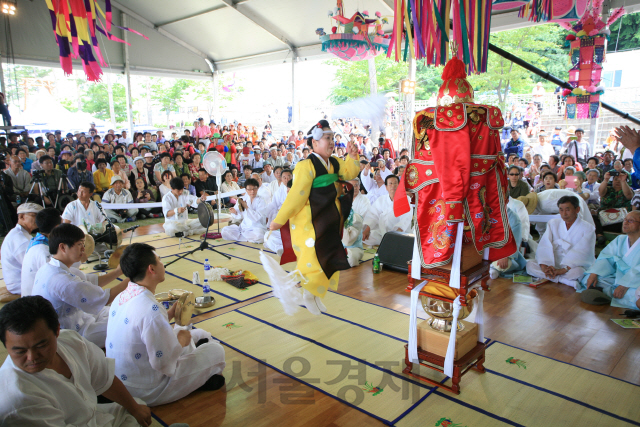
[319,3,390,62]
[45,0,148,82]
[386,0,494,74]
[519,0,589,22]
[561,0,624,119]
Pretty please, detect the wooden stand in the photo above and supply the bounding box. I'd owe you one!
[404,247,491,393]
[403,342,487,394]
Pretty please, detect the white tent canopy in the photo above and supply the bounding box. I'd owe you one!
[2,0,639,78]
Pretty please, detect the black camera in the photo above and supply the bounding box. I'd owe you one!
[609,170,619,177]
[32,170,46,182]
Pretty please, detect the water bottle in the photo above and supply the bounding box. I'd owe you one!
[203,279,211,298]
[204,259,211,281]
[373,253,381,274]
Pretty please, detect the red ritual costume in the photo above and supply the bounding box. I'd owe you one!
[394,58,516,269]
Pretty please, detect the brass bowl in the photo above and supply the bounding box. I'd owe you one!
[420,289,478,332]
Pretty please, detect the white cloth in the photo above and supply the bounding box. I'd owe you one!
[222,195,267,243]
[32,258,109,347]
[268,180,284,198]
[0,330,143,427]
[361,172,389,204]
[352,194,371,220]
[106,283,225,406]
[21,243,51,296]
[363,195,412,246]
[62,199,106,229]
[103,188,138,222]
[265,185,288,225]
[0,224,31,294]
[532,189,594,235]
[261,171,276,184]
[342,212,364,267]
[526,216,596,287]
[564,139,590,160]
[508,197,530,242]
[263,230,283,253]
[257,183,272,204]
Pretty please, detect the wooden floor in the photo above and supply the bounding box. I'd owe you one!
[135,224,640,427]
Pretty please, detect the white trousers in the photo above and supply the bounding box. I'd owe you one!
[363,230,384,246]
[221,224,266,243]
[163,219,206,237]
[525,261,585,288]
[105,209,139,223]
[126,327,226,407]
[346,247,364,267]
[263,230,283,253]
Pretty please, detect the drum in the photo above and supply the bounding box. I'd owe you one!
[174,291,196,326]
[197,202,231,228]
[92,224,123,248]
[83,233,95,263]
[107,245,127,269]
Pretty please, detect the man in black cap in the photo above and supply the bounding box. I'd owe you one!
[564,128,590,167]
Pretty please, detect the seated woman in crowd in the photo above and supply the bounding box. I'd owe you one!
[594,170,634,245]
[153,153,176,185]
[559,170,590,202]
[132,177,162,219]
[93,158,113,195]
[508,165,530,198]
[536,171,559,193]
[110,159,130,190]
[173,152,190,177]
[557,154,583,178]
[220,170,241,205]
[158,170,174,199]
[189,152,202,182]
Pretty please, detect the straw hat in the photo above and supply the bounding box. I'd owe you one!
[517,192,538,215]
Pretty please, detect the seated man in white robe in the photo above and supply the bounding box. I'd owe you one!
[263,172,292,255]
[32,224,128,347]
[362,175,412,246]
[162,177,208,237]
[342,209,364,267]
[0,296,154,427]
[222,178,267,243]
[360,163,388,204]
[349,178,371,219]
[0,203,42,298]
[106,243,226,406]
[62,182,106,234]
[526,195,596,288]
[251,172,272,204]
[577,210,640,308]
[102,176,138,223]
[21,208,62,296]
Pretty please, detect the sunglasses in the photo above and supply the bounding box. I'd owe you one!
[509,173,520,176]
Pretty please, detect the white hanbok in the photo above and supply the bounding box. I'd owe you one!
[62,199,106,230]
[363,195,412,246]
[257,183,272,204]
[352,194,371,220]
[261,171,276,184]
[0,330,144,427]
[361,173,389,204]
[532,189,594,235]
[162,191,206,237]
[526,216,596,288]
[32,258,109,347]
[263,185,288,253]
[21,238,52,296]
[222,194,267,243]
[342,211,364,267]
[106,283,225,406]
[0,224,31,294]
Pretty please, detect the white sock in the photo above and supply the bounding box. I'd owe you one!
[489,268,500,279]
[302,289,322,316]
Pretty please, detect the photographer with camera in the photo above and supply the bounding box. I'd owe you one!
[0,157,17,230]
[32,155,64,208]
[67,154,94,191]
[593,169,634,245]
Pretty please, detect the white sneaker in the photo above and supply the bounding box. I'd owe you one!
[302,289,322,316]
[489,268,500,279]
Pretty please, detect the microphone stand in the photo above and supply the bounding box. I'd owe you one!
[93,201,117,271]
[164,198,231,268]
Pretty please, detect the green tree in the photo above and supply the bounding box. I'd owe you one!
[151,79,193,125]
[608,11,640,52]
[326,55,408,104]
[2,65,53,107]
[81,82,128,122]
[195,75,245,119]
[59,98,79,112]
[467,24,569,108]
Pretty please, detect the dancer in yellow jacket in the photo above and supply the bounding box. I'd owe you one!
[269,120,360,315]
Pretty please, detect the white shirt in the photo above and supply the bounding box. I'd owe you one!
[250,158,264,169]
[352,194,371,220]
[269,180,284,197]
[230,195,267,231]
[261,171,276,184]
[102,188,134,205]
[257,183,272,204]
[582,181,601,205]
[32,258,105,335]
[364,194,412,234]
[0,330,116,427]
[62,199,106,229]
[0,224,31,294]
[118,137,131,145]
[21,241,51,296]
[162,191,200,222]
[532,143,555,159]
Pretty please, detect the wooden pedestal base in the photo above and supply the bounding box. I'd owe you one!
[403,342,487,394]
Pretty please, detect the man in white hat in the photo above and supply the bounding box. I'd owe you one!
[0,203,42,297]
[102,176,138,223]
